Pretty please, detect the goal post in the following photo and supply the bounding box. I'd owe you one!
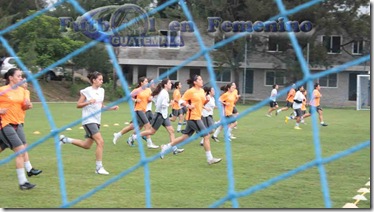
[356,74,370,110]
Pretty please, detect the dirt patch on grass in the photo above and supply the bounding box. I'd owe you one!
[29,80,82,102]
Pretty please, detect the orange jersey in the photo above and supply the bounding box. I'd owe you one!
[0,85,27,127]
[182,87,206,120]
[134,88,152,112]
[310,89,321,106]
[301,97,307,111]
[219,91,237,116]
[172,89,181,110]
[286,88,296,102]
[21,89,30,123]
[232,89,240,104]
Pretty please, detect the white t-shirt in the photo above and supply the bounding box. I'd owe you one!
[155,89,170,119]
[80,86,104,125]
[202,96,215,117]
[270,88,277,102]
[146,100,153,112]
[293,90,305,110]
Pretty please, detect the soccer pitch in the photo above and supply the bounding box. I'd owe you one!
[0,103,370,208]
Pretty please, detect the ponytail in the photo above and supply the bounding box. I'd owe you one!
[152,78,169,96]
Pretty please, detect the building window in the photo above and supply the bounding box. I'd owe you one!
[318,73,337,87]
[322,35,342,53]
[352,40,364,55]
[215,68,231,82]
[267,36,287,52]
[189,68,200,79]
[158,30,181,49]
[158,67,178,80]
[265,71,286,85]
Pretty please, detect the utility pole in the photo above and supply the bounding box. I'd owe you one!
[242,38,247,104]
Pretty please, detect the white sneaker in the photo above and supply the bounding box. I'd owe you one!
[113,133,121,145]
[160,144,169,159]
[230,135,237,139]
[95,167,109,175]
[266,114,272,117]
[208,158,222,165]
[59,135,67,146]
[173,148,184,155]
[127,135,135,147]
[147,143,159,149]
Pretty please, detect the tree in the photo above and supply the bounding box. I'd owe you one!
[10,11,85,72]
[0,0,48,57]
[48,0,152,84]
[49,0,151,20]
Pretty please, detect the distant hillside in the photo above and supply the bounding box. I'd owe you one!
[28,80,86,102]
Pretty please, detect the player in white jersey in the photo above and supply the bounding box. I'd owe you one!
[266,84,279,117]
[292,85,305,130]
[200,86,216,146]
[127,78,184,154]
[59,72,119,175]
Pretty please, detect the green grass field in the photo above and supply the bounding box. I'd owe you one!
[0,103,370,208]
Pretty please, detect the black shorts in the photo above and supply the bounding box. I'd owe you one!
[232,106,238,114]
[294,108,303,117]
[202,115,214,128]
[286,101,293,108]
[309,106,322,114]
[171,109,182,117]
[181,106,187,114]
[182,120,208,137]
[0,124,27,149]
[150,112,171,131]
[130,111,150,127]
[83,123,100,139]
[269,101,278,108]
[225,115,236,124]
[146,110,153,122]
[0,139,8,150]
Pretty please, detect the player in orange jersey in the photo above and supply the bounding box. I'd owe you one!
[308,83,328,126]
[276,83,296,116]
[0,68,38,190]
[159,75,222,165]
[169,81,185,133]
[112,77,159,148]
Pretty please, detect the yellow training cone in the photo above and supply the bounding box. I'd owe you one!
[33,131,40,135]
[103,124,109,127]
[66,128,72,131]
[114,123,119,126]
[79,126,84,129]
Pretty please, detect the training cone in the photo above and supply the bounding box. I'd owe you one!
[66,128,72,131]
[79,126,84,129]
[114,123,119,126]
[357,188,370,193]
[33,131,40,135]
[125,122,129,125]
[103,124,109,127]
[353,195,367,201]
